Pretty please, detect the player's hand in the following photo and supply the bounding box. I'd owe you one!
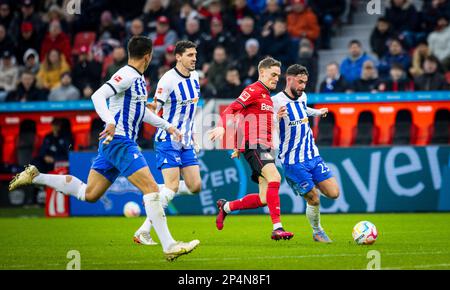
[167,126,182,142]
[208,127,225,141]
[277,106,287,120]
[99,123,115,145]
[146,98,158,113]
[320,108,328,118]
[194,142,200,153]
[230,149,240,159]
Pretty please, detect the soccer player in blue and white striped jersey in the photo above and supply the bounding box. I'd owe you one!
[134,41,202,242]
[272,64,340,243]
[9,36,199,260]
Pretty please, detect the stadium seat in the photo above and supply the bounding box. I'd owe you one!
[391,109,416,145]
[72,31,96,55]
[430,109,450,144]
[352,111,378,146]
[316,112,337,146]
[17,120,37,167]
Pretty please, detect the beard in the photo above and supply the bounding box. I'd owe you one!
[290,87,303,99]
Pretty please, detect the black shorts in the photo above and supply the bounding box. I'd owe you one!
[243,143,276,184]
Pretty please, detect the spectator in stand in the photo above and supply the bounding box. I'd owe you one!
[340,39,375,84]
[370,17,395,58]
[9,0,44,42]
[141,0,171,34]
[0,1,13,30]
[352,60,380,93]
[177,1,202,36]
[0,23,15,55]
[71,45,102,92]
[234,16,260,58]
[198,0,226,26]
[151,44,177,81]
[6,70,45,102]
[149,16,178,67]
[246,0,269,15]
[181,18,208,66]
[420,0,450,34]
[48,72,80,101]
[0,50,19,101]
[319,62,348,93]
[216,66,245,99]
[310,0,346,49]
[409,40,430,78]
[286,0,320,43]
[97,10,123,42]
[22,48,40,74]
[384,0,419,48]
[204,17,235,62]
[81,85,94,100]
[297,37,318,92]
[378,63,414,92]
[227,0,256,33]
[427,15,450,71]
[378,38,411,80]
[206,45,229,92]
[34,118,72,173]
[259,0,285,28]
[40,20,72,67]
[103,46,127,81]
[237,38,260,86]
[45,5,69,34]
[260,17,292,67]
[123,18,145,48]
[16,22,40,65]
[36,48,70,90]
[414,55,449,91]
[196,69,216,99]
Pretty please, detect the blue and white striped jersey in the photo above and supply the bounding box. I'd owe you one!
[105,65,147,141]
[154,68,200,147]
[272,91,320,165]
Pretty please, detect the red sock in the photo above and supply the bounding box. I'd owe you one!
[266,181,281,224]
[229,194,263,211]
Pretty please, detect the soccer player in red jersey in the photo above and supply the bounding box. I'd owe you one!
[208,57,294,240]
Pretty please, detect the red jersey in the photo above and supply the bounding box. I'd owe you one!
[221,81,274,150]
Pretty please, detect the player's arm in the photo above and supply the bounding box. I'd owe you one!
[91,83,118,144]
[306,106,328,118]
[142,107,182,141]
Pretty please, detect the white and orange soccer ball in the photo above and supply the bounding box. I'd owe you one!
[352,221,378,245]
[123,201,141,218]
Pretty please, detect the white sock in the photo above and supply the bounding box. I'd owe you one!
[143,193,176,252]
[223,202,231,214]
[306,203,323,233]
[136,217,152,234]
[177,181,194,195]
[159,186,176,203]
[33,174,86,201]
[273,222,283,230]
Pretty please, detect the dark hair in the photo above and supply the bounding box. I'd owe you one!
[258,56,281,71]
[390,62,404,71]
[348,39,362,47]
[174,40,197,55]
[425,54,440,64]
[377,16,388,23]
[286,64,309,76]
[127,36,153,59]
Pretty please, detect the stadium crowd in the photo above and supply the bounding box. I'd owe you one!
[0,0,449,103]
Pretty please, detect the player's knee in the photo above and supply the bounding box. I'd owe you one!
[259,195,267,205]
[148,181,160,194]
[188,181,201,194]
[305,191,320,206]
[328,188,340,199]
[84,188,99,203]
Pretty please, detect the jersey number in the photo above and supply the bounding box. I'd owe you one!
[318,163,330,174]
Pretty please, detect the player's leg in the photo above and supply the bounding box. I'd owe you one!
[9,165,110,202]
[180,165,201,194]
[303,187,332,243]
[127,166,199,260]
[316,177,340,200]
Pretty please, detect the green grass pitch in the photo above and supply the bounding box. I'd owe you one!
[1,212,450,270]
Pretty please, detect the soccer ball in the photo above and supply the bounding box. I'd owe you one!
[352,221,378,245]
[123,201,141,218]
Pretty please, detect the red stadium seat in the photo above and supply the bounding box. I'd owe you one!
[72,31,96,55]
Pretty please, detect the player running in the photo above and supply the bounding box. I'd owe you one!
[273,64,340,243]
[8,36,199,261]
[208,57,294,241]
[133,40,202,245]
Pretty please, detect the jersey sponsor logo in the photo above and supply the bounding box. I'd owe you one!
[180,97,199,106]
[288,117,309,126]
[113,75,122,83]
[239,91,251,102]
[261,93,267,99]
[261,103,273,111]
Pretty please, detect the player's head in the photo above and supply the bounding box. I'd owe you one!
[127,36,153,70]
[285,64,309,98]
[258,56,281,91]
[174,40,197,72]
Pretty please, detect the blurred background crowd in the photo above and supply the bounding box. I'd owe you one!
[0,0,449,103]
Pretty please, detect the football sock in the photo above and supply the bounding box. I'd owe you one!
[33,174,86,201]
[306,203,323,233]
[266,181,282,227]
[159,186,176,203]
[177,180,195,195]
[136,217,152,234]
[143,193,176,252]
[228,194,263,212]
